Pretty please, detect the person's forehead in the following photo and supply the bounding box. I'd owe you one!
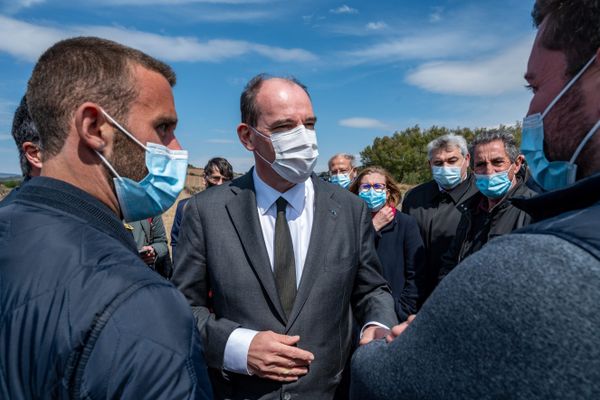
[361,172,386,183]
[431,146,462,159]
[130,65,176,116]
[474,140,508,159]
[331,157,351,167]
[255,79,313,123]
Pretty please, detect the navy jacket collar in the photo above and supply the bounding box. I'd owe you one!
[512,172,600,222]
[16,177,138,252]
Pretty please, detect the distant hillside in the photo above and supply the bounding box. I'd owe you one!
[0,173,21,182]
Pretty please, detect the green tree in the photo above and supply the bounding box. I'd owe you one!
[360,123,522,185]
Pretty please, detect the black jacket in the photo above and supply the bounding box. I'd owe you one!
[373,212,426,321]
[438,176,537,281]
[0,177,212,399]
[401,174,478,303]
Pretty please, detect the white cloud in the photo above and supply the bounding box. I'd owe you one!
[206,139,235,144]
[18,0,45,6]
[185,10,274,22]
[0,15,317,63]
[339,117,390,130]
[405,34,535,96]
[330,5,358,15]
[2,0,45,14]
[365,21,387,31]
[343,31,495,63]
[429,7,444,23]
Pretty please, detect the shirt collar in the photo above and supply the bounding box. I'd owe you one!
[253,168,310,215]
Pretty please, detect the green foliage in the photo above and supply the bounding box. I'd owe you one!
[2,180,20,189]
[360,123,522,185]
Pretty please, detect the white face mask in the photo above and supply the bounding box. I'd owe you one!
[250,124,319,184]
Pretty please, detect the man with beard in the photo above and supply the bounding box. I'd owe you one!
[0,37,211,399]
[351,1,600,398]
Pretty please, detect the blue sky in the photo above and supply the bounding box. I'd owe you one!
[0,0,536,175]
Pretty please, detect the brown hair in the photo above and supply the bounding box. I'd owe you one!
[532,0,600,77]
[349,166,402,207]
[26,36,176,159]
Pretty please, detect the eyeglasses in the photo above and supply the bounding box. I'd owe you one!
[206,175,230,184]
[359,183,386,193]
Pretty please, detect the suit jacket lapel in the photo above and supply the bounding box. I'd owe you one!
[225,170,287,324]
[286,176,340,329]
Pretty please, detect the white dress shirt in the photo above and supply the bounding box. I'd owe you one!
[223,169,314,374]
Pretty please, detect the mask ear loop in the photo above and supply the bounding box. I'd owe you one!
[249,125,276,166]
[95,150,123,181]
[569,119,600,163]
[542,55,597,119]
[100,109,147,151]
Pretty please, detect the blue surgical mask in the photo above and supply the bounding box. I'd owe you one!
[475,167,513,199]
[330,173,352,189]
[359,189,387,211]
[522,55,600,191]
[432,165,464,190]
[96,110,188,222]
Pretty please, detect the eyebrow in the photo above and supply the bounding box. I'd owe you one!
[154,116,178,127]
[268,116,318,129]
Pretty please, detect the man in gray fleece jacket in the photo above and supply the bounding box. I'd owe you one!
[351,1,600,398]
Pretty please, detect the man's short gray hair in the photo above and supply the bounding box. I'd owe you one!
[427,134,468,160]
[328,153,356,169]
[469,129,519,164]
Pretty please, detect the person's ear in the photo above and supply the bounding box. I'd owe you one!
[237,123,255,151]
[22,142,42,170]
[514,154,524,175]
[73,102,114,154]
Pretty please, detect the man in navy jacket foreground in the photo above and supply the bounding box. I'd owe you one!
[0,37,212,399]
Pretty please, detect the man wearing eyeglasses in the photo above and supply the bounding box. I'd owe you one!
[204,157,234,188]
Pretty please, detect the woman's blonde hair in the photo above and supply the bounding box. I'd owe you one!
[349,166,402,207]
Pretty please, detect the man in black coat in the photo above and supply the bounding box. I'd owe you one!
[0,37,211,399]
[402,133,478,304]
[438,130,537,281]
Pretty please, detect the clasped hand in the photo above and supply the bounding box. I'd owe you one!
[247,331,315,382]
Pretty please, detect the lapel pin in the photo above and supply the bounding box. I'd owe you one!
[330,209,337,216]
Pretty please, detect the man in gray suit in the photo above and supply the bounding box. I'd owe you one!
[172,74,398,399]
